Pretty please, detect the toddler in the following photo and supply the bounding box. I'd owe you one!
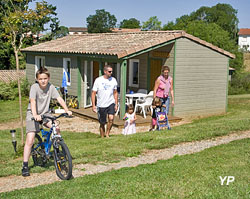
[122,104,136,135]
[149,97,165,131]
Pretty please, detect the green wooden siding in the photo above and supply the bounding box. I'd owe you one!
[26,54,79,97]
[174,38,228,117]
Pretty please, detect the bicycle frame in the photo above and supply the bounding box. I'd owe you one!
[33,121,61,156]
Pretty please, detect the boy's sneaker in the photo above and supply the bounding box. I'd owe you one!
[22,166,30,177]
[168,126,171,130]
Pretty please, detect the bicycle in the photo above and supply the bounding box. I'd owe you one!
[66,95,79,109]
[31,113,73,180]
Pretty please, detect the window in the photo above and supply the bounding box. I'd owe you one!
[63,58,71,86]
[129,59,139,87]
[241,36,247,42]
[35,56,45,74]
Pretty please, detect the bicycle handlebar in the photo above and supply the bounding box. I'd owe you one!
[31,113,72,121]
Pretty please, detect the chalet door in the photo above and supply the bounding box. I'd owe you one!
[150,59,162,90]
[84,61,93,107]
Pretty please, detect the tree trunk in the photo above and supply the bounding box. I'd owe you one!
[15,50,24,145]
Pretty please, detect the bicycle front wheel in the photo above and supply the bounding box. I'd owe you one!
[53,140,72,180]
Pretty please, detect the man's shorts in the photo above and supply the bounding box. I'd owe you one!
[97,103,115,125]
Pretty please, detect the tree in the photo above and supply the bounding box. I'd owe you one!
[142,16,161,31]
[87,9,117,33]
[1,0,58,145]
[119,18,141,29]
[0,0,59,70]
[190,4,238,41]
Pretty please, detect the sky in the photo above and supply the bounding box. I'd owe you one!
[41,0,250,29]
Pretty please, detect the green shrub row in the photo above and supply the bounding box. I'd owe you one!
[229,72,250,95]
[0,79,30,100]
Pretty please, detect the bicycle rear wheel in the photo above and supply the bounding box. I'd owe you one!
[53,140,72,180]
[31,134,47,166]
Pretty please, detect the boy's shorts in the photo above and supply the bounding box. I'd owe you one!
[26,117,51,133]
[152,118,157,126]
[26,120,41,133]
[97,103,115,125]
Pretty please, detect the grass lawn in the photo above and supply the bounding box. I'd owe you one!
[0,97,29,123]
[1,95,250,177]
[1,138,249,198]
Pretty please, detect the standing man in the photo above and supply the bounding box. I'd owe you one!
[91,65,118,138]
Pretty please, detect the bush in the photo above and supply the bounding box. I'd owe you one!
[229,72,250,95]
[0,79,30,100]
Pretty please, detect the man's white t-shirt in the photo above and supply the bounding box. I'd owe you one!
[92,76,117,108]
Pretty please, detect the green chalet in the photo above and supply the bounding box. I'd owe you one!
[21,31,235,118]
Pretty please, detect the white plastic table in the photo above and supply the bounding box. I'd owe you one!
[126,93,147,104]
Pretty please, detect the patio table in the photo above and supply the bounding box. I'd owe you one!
[126,93,147,104]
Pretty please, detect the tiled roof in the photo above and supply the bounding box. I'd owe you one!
[21,31,235,59]
[0,70,26,83]
[239,28,250,35]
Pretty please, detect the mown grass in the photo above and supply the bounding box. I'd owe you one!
[0,97,29,122]
[1,95,250,177]
[1,138,249,198]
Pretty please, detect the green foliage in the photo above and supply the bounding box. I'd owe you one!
[0,0,59,70]
[229,72,250,95]
[142,16,161,31]
[162,3,243,71]
[119,18,141,29]
[87,9,117,33]
[0,79,30,100]
[189,4,239,41]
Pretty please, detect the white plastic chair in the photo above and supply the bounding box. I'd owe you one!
[115,97,129,116]
[148,91,154,96]
[137,89,148,94]
[134,95,153,118]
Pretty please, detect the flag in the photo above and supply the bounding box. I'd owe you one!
[62,72,68,94]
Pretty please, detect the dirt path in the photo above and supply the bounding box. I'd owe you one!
[1,131,249,193]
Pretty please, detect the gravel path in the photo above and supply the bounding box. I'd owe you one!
[1,130,249,193]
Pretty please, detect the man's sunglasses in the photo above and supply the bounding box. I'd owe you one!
[107,71,113,73]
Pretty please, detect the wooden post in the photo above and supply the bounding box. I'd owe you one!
[120,59,127,118]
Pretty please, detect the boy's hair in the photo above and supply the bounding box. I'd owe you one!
[152,97,162,106]
[36,67,50,79]
[127,104,134,112]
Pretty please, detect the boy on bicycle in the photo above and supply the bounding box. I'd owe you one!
[22,67,72,177]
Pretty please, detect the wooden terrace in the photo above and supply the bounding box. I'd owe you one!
[71,108,182,128]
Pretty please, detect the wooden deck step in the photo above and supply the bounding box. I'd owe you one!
[71,108,182,128]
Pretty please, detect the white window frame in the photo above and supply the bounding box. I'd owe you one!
[35,56,45,75]
[63,58,71,86]
[129,59,139,87]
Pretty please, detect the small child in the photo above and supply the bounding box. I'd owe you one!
[122,104,137,135]
[149,97,166,131]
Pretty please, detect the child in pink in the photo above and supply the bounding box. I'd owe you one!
[122,104,137,135]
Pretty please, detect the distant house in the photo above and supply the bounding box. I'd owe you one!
[238,28,250,51]
[21,31,235,118]
[68,27,88,35]
[0,70,26,83]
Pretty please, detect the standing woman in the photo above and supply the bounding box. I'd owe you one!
[153,65,174,115]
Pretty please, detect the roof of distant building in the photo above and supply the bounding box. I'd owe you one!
[239,28,250,35]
